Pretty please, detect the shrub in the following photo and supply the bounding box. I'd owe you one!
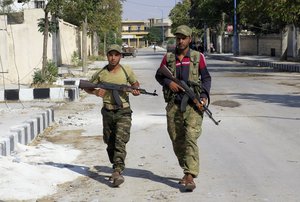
[32,60,58,85]
[71,51,80,67]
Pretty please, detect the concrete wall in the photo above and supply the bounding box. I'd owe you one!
[239,35,257,55]
[0,9,91,85]
[259,34,282,57]
[54,20,81,65]
[236,28,300,60]
[1,9,52,85]
[239,34,282,57]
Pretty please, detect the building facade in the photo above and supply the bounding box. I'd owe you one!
[121,20,148,48]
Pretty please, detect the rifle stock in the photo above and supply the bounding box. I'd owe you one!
[157,65,220,125]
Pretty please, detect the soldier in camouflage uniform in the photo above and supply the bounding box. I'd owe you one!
[155,25,211,191]
[84,44,140,187]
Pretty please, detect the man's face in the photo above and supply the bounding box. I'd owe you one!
[176,34,191,51]
[107,51,121,66]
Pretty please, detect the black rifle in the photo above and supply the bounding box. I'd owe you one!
[157,65,220,125]
[79,79,158,106]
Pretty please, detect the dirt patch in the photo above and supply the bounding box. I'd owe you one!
[212,100,241,108]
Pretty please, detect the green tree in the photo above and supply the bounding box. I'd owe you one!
[169,0,191,34]
[239,0,282,34]
[144,27,162,44]
[0,0,14,13]
[62,0,123,71]
[239,0,300,34]
[189,0,232,53]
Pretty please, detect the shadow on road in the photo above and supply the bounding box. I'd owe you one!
[43,162,186,192]
[234,93,300,108]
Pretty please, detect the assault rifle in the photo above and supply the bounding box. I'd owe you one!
[157,65,220,125]
[79,79,158,106]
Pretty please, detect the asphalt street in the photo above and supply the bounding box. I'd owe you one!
[1,47,300,201]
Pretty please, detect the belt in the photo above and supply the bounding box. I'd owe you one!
[103,103,130,110]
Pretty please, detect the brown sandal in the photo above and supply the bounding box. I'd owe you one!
[184,174,196,191]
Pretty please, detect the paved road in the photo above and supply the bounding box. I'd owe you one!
[1,48,300,201]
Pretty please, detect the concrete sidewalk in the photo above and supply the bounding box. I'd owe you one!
[0,102,55,156]
[208,53,300,72]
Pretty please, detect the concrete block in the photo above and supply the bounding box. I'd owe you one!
[11,127,25,144]
[19,88,34,101]
[67,87,79,101]
[26,118,38,139]
[10,132,19,150]
[2,137,10,156]
[8,134,16,153]
[35,114,43,134]
[33,88,50,99]
[0,141,4,156]
[25,120,35,141]
[0,90,4,101]
[5,89,19,100]
[40,112,47,130]
[50,87,65,100]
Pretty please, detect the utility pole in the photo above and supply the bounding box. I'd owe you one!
[161,10,164,46]
[233,0,239,55]
[82,15,88,73]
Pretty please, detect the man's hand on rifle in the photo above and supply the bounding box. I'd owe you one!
[199,97,207,111]
[169,81,185,92]
[93,88,106,97]
[131,82,141,96]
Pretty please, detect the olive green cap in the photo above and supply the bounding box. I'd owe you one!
[107,44,122,54]
[174,25,192,36]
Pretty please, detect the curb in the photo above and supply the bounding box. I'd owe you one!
[208,55,300,72]
[0,86,79,102]
[0,108,54,156]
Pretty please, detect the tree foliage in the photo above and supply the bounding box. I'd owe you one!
[239,0,300,34]
[189,0,232,34]
[144,26,162,44]
[187,0,300,35]
[239,0,283,34]
[169,0,191,34]
[0,0,14,13]
[62,0,122,34]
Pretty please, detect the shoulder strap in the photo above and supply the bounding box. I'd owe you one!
[166,52,176,75]
[120,65,130,83]
[98,65,129,83]
[190,50,200,68]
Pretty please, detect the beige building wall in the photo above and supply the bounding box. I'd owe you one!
[1,9,52,85]
[56,20,80,65]
[0,9,91,85]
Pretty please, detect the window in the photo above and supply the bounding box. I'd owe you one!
[35,1,45,9]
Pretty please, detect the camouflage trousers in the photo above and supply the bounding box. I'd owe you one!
[166,102,203,177]
[101,107,132,172]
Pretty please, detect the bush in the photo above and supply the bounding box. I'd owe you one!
[32,60,58,85]
[71,51,80,67]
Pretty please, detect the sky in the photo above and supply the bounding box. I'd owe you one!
[122,0,180,21]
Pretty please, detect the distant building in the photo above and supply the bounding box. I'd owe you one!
[12,0,48,10]
[121,20,149,48]
[147,17,174,42]
[121,17,174,48]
